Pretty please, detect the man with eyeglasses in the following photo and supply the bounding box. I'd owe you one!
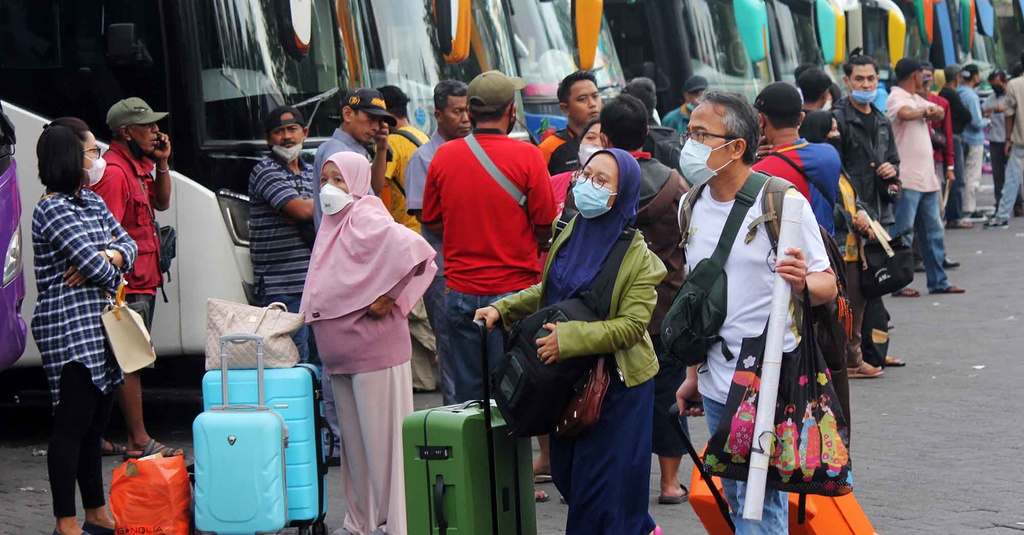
[90,97,182,459]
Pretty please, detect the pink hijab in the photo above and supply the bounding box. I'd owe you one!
[301,152,437,324]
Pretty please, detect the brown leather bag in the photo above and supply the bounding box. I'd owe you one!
[555,357,610,438]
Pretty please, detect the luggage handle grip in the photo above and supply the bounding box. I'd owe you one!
[434,474,448,534]
[668,403,736,533]
[219,333,266,407]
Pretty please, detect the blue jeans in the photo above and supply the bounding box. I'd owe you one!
[260,293,314,364]
[423,276,456,405]
[995,145,1024,222]
[893,190,950,292]
[444,287,515,403]
[704,397,789,534]
[945,136,965,223]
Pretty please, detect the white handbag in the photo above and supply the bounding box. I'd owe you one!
[101,283,158,374]
[205,298,304,370]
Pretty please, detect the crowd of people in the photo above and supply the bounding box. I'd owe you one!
[29,48,1024,535]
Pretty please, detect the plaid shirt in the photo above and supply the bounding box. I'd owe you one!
[31,189,138,407]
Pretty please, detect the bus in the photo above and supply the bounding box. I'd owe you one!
[766,0,828,82]
[0,102,26,372]
[847,0,907,81]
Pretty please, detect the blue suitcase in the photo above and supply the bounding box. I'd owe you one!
[194,334,289,534]
[203,362,328,532]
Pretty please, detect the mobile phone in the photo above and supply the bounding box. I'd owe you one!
[156,134,168,151]
[684,400,704,413]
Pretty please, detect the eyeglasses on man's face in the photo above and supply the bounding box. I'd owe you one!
[680,131,736,145]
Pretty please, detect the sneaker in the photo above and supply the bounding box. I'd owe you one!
[943,258,961,269]
[913,261,926,273]
[984,219,1009,229]
[967,211,988,221]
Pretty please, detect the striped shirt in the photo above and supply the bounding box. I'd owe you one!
[248,157,314,296]
[31,190,138,407]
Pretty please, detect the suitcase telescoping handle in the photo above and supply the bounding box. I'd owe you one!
[473,319,503,535]
[669,403,735,533]
[217,333,268,409]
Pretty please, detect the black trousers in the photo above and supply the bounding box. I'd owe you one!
[48,361,115,518]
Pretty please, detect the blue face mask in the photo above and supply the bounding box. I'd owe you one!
[679,138,735,188]
[851,89,878,105]
[572,178,617,219]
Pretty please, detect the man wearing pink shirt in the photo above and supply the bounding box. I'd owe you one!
[887,58,966,295]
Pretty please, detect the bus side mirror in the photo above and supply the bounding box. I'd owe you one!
[573,0,603,70]
[434,0,472,63]
[106,23,153,66]
[815,0,838,65]
[886,1,907,68]
[734,0,769,63]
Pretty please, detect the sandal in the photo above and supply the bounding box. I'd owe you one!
[534,474,553,484]
[929,285,966,294]
[658,485,690,504]
[847,363,884,379]
[535,490,551,503]
[892,288,920,298]
[101,438,126,457]
[885,356,907,367]
[124,439,184,460]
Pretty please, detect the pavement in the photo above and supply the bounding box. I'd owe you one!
[3,184,1024,534]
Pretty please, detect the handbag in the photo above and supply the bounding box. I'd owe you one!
[859,219,914,299]
[704,292,853,497]
[205,298,304,370]
[101,282,158,374]
[930,129,947,152]
[555,356,610,438]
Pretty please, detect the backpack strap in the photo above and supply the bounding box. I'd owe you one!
[465,134,527,209]
[581,229,636,319]
[392,128,425,148]
[706,173,767,270]
[747,175,796,249]
[765,150,836,209]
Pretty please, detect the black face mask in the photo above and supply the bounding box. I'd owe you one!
[126,137,149,160]
[827,137,844,160]
[994,85,1006,97]
[505,106,516,136]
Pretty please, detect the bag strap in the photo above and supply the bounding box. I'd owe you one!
[748,175,797,250]
[580,229,636,319]
[465,134,527,209]
[706,172,767,271]
[765,150,836,209]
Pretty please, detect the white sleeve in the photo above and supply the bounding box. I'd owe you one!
[798,198,831,273]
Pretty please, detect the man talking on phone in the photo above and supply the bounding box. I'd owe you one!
[90,97,183,459]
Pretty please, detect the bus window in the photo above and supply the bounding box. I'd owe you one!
[862,5,893,76]
[683,0,768,101]
[772,0,824,83]
[0,1,62,69]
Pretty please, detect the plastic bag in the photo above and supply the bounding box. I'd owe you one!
[110,455,192,535]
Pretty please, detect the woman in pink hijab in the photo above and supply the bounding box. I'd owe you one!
[302,151,436,535]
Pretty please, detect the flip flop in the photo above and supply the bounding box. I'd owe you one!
[929,286,966,294]
[892,288,920,297]
[885,357,907,367]
[534,474,553,484]
[847,363,885,379]
[124,439,184,460]
[101,438,125,457]
[534,490,551,503]
[658,485,690,504]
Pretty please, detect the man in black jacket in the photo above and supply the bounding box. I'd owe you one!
[939,64,974,227]
[832,55,901,226]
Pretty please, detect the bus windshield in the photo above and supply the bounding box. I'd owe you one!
[683,0,769,101]
[509,0,577,98]
[772,0,824,82]
[595,20,627,91]
[862,6,893,76]
[189,0,348,142]
[356,0,518,133]
[903,4,931,62]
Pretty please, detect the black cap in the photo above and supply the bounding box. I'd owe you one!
[754,82,803,118]
[683,75,709,94]
[960,64,980,79]
[343,88,398,127]
[263,105,306,133]
[894,57,922,80]
[376,85,409,112]
[796,68,833,102]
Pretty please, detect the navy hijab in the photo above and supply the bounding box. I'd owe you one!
[546,148,642,305]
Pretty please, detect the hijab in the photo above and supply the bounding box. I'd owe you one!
[300,152,437,323]
[546,148,642,305]
[801,110,843,160]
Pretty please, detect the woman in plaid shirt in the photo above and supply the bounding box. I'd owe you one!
[32,118,137,535]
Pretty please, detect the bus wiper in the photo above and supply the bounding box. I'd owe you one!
[294,86,340,127]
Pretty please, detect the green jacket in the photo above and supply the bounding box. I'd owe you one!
[492,218,667,387]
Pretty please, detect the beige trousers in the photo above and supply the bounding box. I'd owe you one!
[330,362,413,535]
[408,299,438,391]
[964,144,985,214]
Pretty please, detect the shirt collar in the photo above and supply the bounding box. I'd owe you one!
[629,150,652,160]
[332,128,368,154]
[108,141,155,176]
[473,128,505,136]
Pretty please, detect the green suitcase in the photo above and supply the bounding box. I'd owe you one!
[404,321,536,535]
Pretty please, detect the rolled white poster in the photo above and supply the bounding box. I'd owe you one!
[743,191,805,521]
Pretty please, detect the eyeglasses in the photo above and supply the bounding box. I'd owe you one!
[85,147,103,159]
[572,170,614,191]
[680,131,736,145]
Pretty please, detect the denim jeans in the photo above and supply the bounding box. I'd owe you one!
[444,287,515,403]
[995,145,1024,222]
[423,276,456,405]
[261,293,314,364]
[945,136,965,223]
[893,189,950,292]
[704,397,789,534]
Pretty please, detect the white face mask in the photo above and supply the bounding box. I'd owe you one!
[272,143,303,163]
[577,144,601,169]
[679,138,736,187]
[822,99,833,111]
[320,183,354,215]
[85,155,107,187]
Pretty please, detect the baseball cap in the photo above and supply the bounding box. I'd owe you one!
[754,82,803,118]
[683,75,709,94]
[467,71,526,113]
[263,105,306,133]
[343,88,398,127]
[943,64,961,82]
[106,97,168,132]
[960,64,980,79]
[894,57,922,80]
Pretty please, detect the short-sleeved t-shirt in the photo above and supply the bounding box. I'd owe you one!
[422,130,556,295]
[248,157,315,296]
[405,132,446,273]
[385,126,430,232]
[887,86,940,193]
[752,139,840,234]
[680,183,830,404]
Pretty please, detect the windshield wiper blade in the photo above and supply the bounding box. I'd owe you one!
[294,86,340,127]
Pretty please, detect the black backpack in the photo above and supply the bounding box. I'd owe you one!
[490,227,635,437]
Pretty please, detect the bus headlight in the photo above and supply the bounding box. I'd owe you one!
[3,224,22,287]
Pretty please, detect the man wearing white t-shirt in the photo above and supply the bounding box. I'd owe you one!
[675,91,837,534]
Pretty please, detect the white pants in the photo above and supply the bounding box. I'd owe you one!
[330,362,413,535]
[964,144,985,214]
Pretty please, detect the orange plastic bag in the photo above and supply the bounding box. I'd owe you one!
[110,455,191,535]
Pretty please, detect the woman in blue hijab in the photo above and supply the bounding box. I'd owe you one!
[478,148,668,535]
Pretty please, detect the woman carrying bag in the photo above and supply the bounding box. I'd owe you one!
[476,149,667,535]
[32,117,138,535]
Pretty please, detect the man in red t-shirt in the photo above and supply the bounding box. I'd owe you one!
[90,97,180,458]
[422,71,556,403]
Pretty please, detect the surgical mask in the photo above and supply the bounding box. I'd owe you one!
[994,85,1006,97]
[578,145,600,169]
[272,143,303,163]
[320,183,354,215]
[822,99,833,111]
[85,156,107,187]
[851,89,878,105]
[679,138,736,187]
[572,179,616,219]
